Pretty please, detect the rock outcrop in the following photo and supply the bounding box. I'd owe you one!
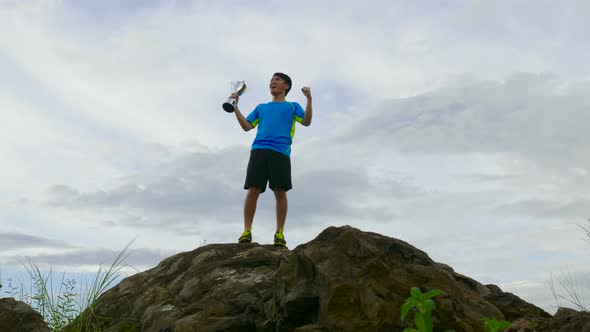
[66,225,577,331]
[508,307,590,332]
[483,284,551,321]
[0,298,50,332]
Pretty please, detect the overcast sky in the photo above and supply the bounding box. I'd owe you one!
[1,0,589,313]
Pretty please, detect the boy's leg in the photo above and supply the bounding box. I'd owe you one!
[243,149,269,230]
[274,189,287,233]
[244,186,261,231]
[240,149,269,243]
[268,150,291,247]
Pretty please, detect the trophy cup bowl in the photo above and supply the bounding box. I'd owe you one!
[223,81,247,113]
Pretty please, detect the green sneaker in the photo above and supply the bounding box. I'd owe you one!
[274,231,286,247]
[239,228,252,243]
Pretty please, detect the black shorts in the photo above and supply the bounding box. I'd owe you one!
[244,149,292,193]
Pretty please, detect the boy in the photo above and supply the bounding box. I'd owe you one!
[230,73,313,247]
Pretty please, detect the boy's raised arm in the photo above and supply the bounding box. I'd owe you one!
[301,87,313,126]
[231,93,254,131]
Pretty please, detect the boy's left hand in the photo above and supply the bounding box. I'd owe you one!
[301,86,312,100]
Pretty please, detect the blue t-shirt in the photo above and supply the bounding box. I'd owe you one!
[246,101,305,157]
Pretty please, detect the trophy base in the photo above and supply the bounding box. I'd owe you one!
[222,102,235,113]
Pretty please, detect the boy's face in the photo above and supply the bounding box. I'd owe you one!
[269,75,289,96]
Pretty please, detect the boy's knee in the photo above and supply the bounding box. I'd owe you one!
[273,189,287,200]
[248,186,262,195]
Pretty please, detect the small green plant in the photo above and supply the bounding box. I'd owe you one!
[401,287,454,332]
[67,240,135,331]
[22,261,79,331]
[3,277,21,298]
[483,317,512,332]
[528,321,538,332]
[546,218,590,313]
[117,322,138,332]
[17,240,134,332]
[548,271,587,311]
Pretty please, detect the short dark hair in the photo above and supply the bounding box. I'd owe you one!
[273,72,292,96]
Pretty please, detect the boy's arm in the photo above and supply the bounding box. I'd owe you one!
[231,93,254,131]
[301,87,312,126]
[234,106,254,131]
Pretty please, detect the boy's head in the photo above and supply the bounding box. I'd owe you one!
[270,72,292,96]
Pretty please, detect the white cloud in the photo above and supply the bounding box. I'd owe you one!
[3,247,172,271]
[0,232,69,251]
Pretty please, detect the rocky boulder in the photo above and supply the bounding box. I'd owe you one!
[0,298,50,332]
[67,225,554,331]
[483,284,551,321]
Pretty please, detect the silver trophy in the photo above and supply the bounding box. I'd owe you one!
[222,80,247,113]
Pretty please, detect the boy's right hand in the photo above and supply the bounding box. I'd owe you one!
[230,93,239,105]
